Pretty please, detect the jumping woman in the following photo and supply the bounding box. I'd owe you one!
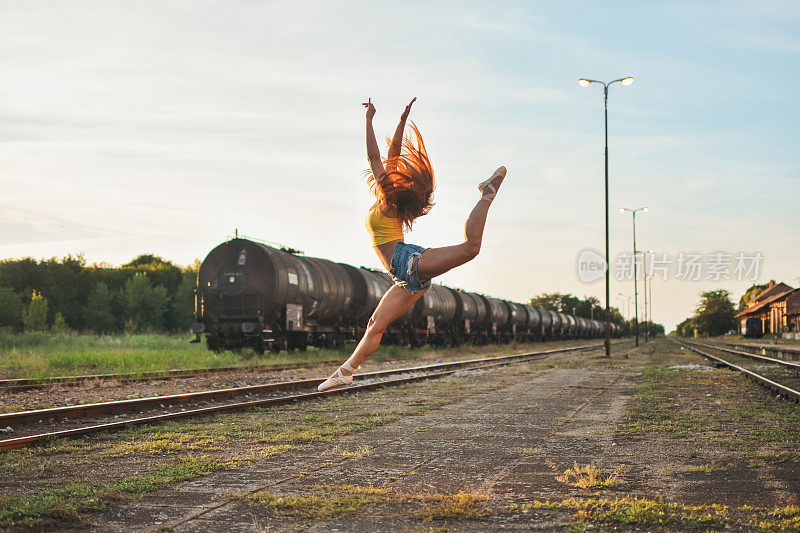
[318,98,506,392]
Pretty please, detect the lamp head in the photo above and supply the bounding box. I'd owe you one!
[621,76,634,86]
[643,206,650,213]
[619,208,627,214]
[578,78,591,88]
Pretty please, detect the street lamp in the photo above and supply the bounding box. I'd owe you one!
[579,76,634,357]
[620,206,648,346]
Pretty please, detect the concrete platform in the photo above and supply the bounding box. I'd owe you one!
[79,353,642,532]
[72,343,800,532]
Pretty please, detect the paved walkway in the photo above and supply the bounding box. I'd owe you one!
[86,355,645,532]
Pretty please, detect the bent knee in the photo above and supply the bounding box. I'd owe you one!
[366,315,388,335]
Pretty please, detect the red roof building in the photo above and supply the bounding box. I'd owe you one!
[786,290,800,336]
[735,280,797,337]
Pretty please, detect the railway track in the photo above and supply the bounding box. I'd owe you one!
[0,340,612,392]
[723,341,800,361]
[686,340,800,370]
[673,339,800,402]
[0,342,623,452]
[0,359,347,391]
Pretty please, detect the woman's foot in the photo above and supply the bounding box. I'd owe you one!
[317,363,355,392]
[478,166,506,201]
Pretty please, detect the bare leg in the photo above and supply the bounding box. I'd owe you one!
[327,284,425,380]
[416,166,506,281]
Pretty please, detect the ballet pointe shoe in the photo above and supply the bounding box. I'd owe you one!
[318,361,355,392]
[478,166,507,201]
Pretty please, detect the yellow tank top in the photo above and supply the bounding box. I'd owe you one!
[365,205,404,246]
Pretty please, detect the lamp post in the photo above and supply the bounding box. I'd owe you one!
[643,272,648,342]
[649,269,654,337]
[620,206,648,346]
[617,292,631,320]
[640,249,654,341]
[579,76,634,357]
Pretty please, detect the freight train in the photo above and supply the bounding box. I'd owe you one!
[192,238,622,354]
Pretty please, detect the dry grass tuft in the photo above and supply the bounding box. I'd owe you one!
[554,461,625,490]
[415,489,491,521]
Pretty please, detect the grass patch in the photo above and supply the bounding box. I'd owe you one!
[0,454,227,528]
[113,428,229,456]
[553,461,625,490]
[745,504,800,531]
[617,364,718,438]
[414,490,492,521]
[525,497,730,529]
[682,461,727,474]
[521,497,800,531]
[747,449,800,467]
[0,332,240,379]
[242,484,389,521]
[322,444,373,459]
[0,482,108,528]
[512,447,542,456]
[239,484,491,523]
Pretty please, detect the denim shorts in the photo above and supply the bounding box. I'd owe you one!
[389,242,431,294]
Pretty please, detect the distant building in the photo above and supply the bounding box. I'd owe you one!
[735,280,799,338]
[786,290,800,336]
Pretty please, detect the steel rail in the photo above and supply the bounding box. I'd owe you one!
[0,342,616,451]
[726,342,800,356]
[683,340,800,369]
[673,339,800,402]
[0,359,345,390]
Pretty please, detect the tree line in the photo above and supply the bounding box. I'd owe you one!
[673,284,771,337]
[0,256,670,337]
[0,254,198,334]
[528,292,665,337]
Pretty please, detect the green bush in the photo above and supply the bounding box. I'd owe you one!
[121,274,169,332]
[84,282,117,333]
[0,287,23,329]
[22,291,49,332]
[51,312,69,334]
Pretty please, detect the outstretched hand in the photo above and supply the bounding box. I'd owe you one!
[363,98,376,120]
[401,97,417,120]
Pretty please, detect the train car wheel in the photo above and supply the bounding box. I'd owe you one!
[295,332,308,352]
[206,337,222,353]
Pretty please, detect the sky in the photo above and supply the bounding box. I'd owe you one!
[1,0,798,331]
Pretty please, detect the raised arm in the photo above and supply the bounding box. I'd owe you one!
[364,99,387,183]
[387,97,417,162]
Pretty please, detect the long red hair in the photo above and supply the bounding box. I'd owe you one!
[367,121,435,231]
